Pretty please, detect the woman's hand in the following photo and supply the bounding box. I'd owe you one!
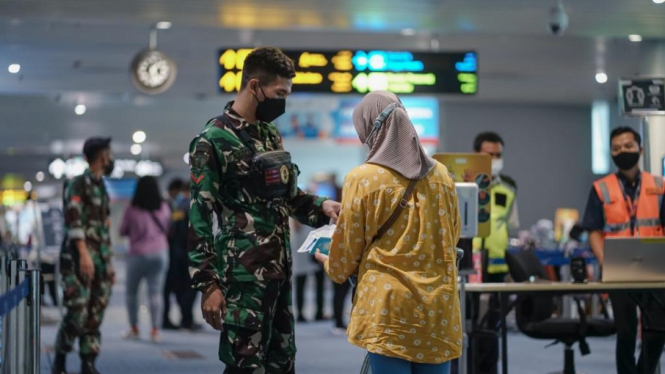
[314,250,329,265]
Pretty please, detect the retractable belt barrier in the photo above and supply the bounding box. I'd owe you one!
[0,279,29,317]
[0,250,42,374]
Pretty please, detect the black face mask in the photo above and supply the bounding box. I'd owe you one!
[253,84,286,123]
[103,158,115,176]
[612,152,640,171]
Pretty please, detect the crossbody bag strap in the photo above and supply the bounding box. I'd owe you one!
[149,210,168,236]
[215,114,260,154]
[372,179,418,243]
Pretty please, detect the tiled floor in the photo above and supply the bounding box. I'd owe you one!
[38,259,664,373]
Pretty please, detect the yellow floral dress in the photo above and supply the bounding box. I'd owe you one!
[325,162,462,364]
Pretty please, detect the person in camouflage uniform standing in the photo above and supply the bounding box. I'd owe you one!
[53,138,116,374]
[188,47,341,374]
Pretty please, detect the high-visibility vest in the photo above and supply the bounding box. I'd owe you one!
[473,180,516,274]
[593,172,664,238]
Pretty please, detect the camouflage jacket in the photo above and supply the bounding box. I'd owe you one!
[188,102,329,290]
[63,169,112,261]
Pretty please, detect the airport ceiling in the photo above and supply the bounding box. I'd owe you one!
[1,0,664,102]
[0,0,664,177]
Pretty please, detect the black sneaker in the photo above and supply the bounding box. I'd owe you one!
[52,353,67,374]
[80,355,100,374]
[314,313,330,321]
[181,322,203,332]
[162,320,179,330]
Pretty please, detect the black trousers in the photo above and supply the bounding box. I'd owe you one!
[163,250,198,327]
[610,293,665,374]
[40,262,59,306]
[294,269,325,319]
[333,280,356,328]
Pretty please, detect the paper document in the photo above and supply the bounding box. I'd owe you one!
[297,224,336,256]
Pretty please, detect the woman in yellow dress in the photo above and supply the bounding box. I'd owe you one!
[316,91,462,374]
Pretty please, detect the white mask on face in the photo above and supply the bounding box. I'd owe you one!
[491,158,504,176]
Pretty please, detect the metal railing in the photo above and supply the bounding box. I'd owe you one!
[0,247,41,374]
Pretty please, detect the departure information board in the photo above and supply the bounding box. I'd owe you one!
[218,49,478,95]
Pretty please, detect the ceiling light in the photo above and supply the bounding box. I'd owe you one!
[628,34,643,42]
[24,181,32,191]
[75,104,86,115]
[8,64,20,74]
[595,72,608,84]
[130,144,142,155]
[401,28,416,36]
[36,172,45,182]
[156,21,172,30]
[654,0,665,4]
[183,152,190,164]
[132,131,147,144]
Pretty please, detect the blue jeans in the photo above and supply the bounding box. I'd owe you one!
[368,352,451,374]
[126,251,168,328]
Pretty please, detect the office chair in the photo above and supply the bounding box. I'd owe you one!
[505,250,615,374]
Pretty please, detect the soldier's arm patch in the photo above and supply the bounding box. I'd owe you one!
[191,173,205,185]
[190,141,213,172]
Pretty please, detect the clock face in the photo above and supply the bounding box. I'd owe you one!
[131,49,177,94]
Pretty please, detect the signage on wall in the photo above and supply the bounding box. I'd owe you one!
[332,97,439,144]
[619,77,665,116]
[218,48,477,95]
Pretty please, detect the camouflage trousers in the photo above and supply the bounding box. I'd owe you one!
[220,278,296,374]
[54,252,112,358]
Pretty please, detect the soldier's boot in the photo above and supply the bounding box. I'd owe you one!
[51,353,68,374]
[81,354,101,374]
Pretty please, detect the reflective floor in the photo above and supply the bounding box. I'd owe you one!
[39,259,665,374]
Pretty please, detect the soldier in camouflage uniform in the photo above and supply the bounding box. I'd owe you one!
[53,138,116,374]
[188,47,341,374]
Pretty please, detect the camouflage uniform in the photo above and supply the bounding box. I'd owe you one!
[55,169,114,358]
[189,102,329,374]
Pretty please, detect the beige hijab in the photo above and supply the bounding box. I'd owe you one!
[353,91,436,180]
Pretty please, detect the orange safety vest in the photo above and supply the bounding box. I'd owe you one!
[593,172,664,238]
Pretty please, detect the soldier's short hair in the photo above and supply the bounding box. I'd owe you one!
[83,137,112,162]
[240,47,296,90]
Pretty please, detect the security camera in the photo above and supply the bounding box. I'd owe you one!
[548,1,569,36]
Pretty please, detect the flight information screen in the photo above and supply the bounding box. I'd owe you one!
[218,48,478,95]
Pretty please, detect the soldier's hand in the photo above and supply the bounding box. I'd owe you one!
[322,200,341,224]
[108,266,116,285]
[202,284,226,331]
[79,251,95,284]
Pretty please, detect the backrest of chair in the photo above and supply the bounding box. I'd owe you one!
[505,250,548,282]
[506,250,555,323]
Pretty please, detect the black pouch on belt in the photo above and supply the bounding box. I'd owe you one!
[214,113,299,201]
[249,150,298,200]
